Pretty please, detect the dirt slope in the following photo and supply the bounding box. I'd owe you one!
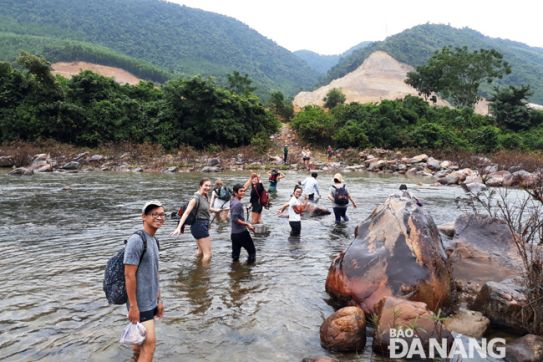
[51,61,141,85]
[294,51,489,115]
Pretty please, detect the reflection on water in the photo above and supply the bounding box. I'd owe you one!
[0,170,469,361]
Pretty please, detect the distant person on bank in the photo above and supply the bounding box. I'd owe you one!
[283,145,289,164]
[327,145,334,162]
[229,183,256,264]
[328,173,357,224]
[124,200,165,362]
[170,178,216,263]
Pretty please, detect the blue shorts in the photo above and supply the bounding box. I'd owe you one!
[140,307,158,322]
[191,219,210,239]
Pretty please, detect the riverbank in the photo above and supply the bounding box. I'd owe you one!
[1,140,543,189]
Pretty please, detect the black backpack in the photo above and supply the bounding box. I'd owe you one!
[177,196,200,226]
[215,186,231,202]
[103,230,160,305]
[333,184,349,205]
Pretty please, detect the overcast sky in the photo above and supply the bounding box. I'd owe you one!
[170,0,543,55]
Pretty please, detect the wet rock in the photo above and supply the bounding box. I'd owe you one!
[426,157,442,170]
[405,167,418,176]
[372,297,453,358]
[434,169,452,179]
[302,357,338,362]
[368,159,386,171]
[306,203,332,217]
[89,154,105,162]
[448,214,521,290]
[325,195,453,315]
[208,157,221,166]
[132,167,144,173]
[438,222,455,237]
[320,306,366,353]
[462,182,487,194]
[484,164,499,174]
[0,156,15,167]
[164,166,178,173]
[74,152,89,161]
[62,161,80,170]
[443,308,489,338]
[485,170,513,187]
[471,277,529,334]
[505,334,543,362]
[513,170,538,188]
[408,154,428,163]
[464,174,483,184]
[201,166,220,172]
[394,163,407,172]
[8,167,33,176]
[35,164,52,172]
[438,174,459,185]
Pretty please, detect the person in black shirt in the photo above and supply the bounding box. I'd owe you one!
[243,172,265,224]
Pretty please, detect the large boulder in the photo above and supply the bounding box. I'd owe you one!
[471,277,530,334]
[485,170,513,187]
[0,156,15,167]
[447,214,522,304]
[505,334,543,362]
[325,195,453,315]
[320,306,366,352]
[372,297,453,358]
[305,203,332,217]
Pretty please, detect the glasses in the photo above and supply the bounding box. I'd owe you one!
[150,213,166,220]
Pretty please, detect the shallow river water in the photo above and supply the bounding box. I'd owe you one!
[0,170,469,361]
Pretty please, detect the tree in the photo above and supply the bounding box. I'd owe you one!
[490,85,534,131]
[406,47,511,109]
[268,91,293,121]
[323,88,346,109]
[227,71,256,96]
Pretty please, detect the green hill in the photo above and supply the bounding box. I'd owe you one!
[325,24,543,104]
[0,0,319,96]
[294,41,372,75]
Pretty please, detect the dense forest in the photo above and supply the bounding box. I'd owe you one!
[292,95,543,153]
[0,0,319,96]
[325,24,543,104]
[0,53,279,148]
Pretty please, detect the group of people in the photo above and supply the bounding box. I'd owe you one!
[121,169,360,360]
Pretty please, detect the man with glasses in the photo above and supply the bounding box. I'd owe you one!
[124,200,165,361]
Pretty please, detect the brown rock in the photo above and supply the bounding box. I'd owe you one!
[325,195,453,315]
[302,357,338,362]
[471,277,529,334]
[448,214,522,304]
[320,306,366,353]
[372,297,453,358]
[443,308,490,338]
[505,334,543,362]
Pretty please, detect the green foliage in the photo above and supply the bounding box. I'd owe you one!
[227,71,256,96]
[465,126,502,153]
[406,46,511,108]
[0,0,319,97]
[250,131,272,154]
[0,54,278,148]
[323,88,346,109]
[490,85,535,131]
[291,105,335,144]
[267,91,294,121]
[325,24,543,104]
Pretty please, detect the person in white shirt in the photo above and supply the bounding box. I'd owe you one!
[277,186,307,236]
[301,172,321,202]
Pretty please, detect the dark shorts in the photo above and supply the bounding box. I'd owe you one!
[191,219,210,239]
[289,221,301,236]
[251,202,263,214]
[303,157,310,161]
[140,307,158,322]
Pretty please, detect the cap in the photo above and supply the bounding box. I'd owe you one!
[142,200,163,213]
[333,173,344,183]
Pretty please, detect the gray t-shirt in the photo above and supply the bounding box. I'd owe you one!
[192,192,210,220]
[230,198,246,234]
[123,231,160,312]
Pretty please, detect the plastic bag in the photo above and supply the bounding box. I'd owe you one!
[119,322,147,345]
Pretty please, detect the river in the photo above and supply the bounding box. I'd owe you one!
[0,170,467,361]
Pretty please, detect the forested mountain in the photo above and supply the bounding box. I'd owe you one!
[0,0,319,96]
[294,41,372,75]
[325,24,543,104]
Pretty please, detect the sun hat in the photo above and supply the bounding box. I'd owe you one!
[333,173,344,183]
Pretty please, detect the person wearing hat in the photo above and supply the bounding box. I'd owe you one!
[328,173,357,224]
[124,200,165,361]
[267,169,285,193]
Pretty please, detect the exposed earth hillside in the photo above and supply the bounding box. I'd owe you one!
[51,62,141,85]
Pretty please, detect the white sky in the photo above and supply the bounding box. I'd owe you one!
[170,0,543,55]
